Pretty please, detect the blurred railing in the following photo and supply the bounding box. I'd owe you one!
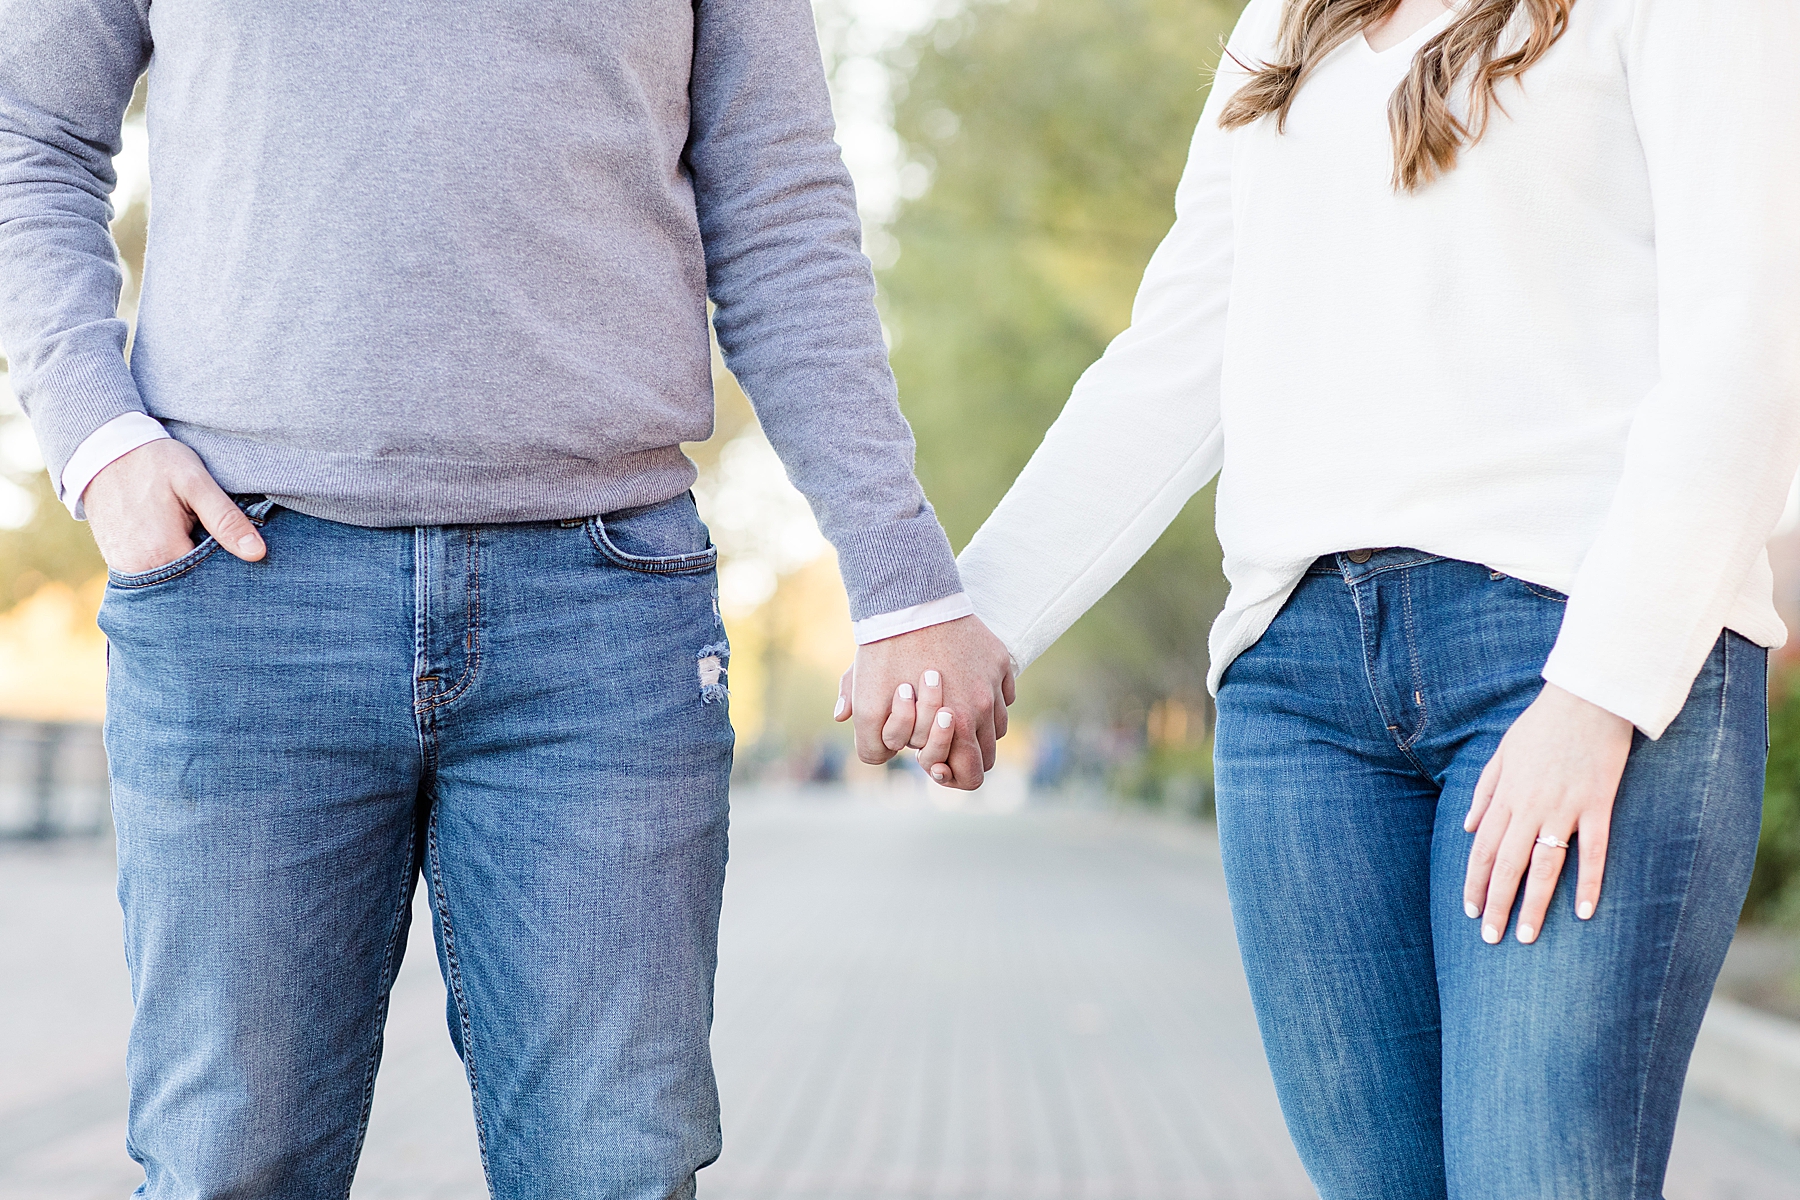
[0,719,110,840]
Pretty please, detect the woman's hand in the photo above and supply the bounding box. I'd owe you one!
[1462,684,1634,944]
[833,616,1015,790]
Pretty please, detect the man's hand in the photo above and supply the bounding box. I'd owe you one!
[84,439,266,574]
[834,615,1015,790]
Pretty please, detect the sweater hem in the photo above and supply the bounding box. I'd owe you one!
[177,424,705,528]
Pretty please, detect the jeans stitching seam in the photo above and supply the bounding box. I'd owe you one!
[428,801,496,1192]
[412,530,431,713]
[1398,570,1431,752]
[1345,554,1445,581]
[106,539,223,588]
[585,514,719,575]
[1346,567,1433,776]
[420,530,483,711]
[1347,568,1405,754]
[1628,636,1729,1191]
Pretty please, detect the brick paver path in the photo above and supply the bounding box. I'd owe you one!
[3,788,1798,1198]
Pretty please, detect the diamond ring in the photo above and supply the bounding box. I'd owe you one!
[1535,834,1570,851]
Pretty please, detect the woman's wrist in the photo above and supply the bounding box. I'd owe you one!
[1535,682,1635,739]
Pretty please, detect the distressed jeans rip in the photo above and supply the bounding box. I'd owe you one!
[697,641,730,703]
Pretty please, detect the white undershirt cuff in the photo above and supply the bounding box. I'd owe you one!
[60,411,171,519]
[852,591,975,645]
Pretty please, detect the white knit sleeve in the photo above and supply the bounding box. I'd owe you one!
[953,3,1271,673]
[1541,1,1800,737]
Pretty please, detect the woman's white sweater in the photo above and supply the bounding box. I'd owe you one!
[956,0,1800,737]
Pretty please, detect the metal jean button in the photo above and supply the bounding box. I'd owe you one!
[1346,548,1374,564]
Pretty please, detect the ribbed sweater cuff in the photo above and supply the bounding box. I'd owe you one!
[832,508,965,622]
[22,353,147,483]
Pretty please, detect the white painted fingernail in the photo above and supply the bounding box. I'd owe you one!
[1464,902,1480,919]
[898,683,913,700]
[1577,901,1594,920]
[833,696,846,718]
[931,767,948,781]
[924,670,940,687]
[936,710,953,728]
[1482,925,1500,945]
[1518,925,1535,943]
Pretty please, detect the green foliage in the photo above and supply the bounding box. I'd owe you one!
[883,0,1245,722]
[1749,675,1800,925]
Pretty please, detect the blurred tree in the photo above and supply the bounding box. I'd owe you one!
[0,467,104,612]
[883,0,1246,728]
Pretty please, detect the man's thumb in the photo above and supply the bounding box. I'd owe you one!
[182,477,266,563]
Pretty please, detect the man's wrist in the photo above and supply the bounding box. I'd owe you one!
[60,412,171,519]
[852,592,976,645]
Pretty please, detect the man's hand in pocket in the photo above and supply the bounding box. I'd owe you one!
[84,439,266,574]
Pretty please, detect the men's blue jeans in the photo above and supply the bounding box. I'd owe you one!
[99,494,735,1200]
[1213,550,1765,1200]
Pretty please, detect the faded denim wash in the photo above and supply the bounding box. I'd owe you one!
[100,493,735,1200]
[1213,550,1765,1200]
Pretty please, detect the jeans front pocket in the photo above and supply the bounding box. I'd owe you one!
[587,493,718,576]
[104,497,278,592]
[1490,571,1567,604]
[106,536,224,590]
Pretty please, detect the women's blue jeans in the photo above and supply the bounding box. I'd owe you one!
[1213,550,1765,1200]
[99,494,735,1200]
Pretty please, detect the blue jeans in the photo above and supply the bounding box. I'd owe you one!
[1213,550,1765,1200]
[99,494,735,1200]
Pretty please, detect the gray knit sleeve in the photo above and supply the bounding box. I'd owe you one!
[0,0,152,483]
[685,0,963,621]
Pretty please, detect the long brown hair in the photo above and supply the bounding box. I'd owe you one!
[1217,0,1573,191]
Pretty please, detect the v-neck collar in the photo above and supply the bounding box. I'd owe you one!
[1359,4,1461,59]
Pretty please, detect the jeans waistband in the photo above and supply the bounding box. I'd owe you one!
[1307,548,1448,580]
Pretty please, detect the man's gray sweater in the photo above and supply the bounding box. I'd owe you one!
[0,0,961,619]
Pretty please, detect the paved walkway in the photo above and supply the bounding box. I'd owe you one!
[3,788,1798,1199]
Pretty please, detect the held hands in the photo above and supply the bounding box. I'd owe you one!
[834,615,1016,790]
[1462,683,1634,945]
[84,439,266,574]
